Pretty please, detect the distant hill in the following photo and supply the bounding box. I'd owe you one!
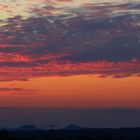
[64,124,81,131]
[17,125,39,131]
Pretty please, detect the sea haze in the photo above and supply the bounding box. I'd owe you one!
[0,108,140,129]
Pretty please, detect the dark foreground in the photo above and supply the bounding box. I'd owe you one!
[1,128,140,140]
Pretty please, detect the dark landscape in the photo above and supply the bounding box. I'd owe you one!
[1,126,140,140]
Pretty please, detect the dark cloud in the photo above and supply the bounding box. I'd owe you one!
[0,2,139,80]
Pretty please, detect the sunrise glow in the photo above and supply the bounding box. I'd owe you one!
[0,0,139,109]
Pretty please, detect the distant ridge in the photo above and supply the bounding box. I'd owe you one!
[18,125,39,131]
[64,124,81,131]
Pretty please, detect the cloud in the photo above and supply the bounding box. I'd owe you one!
[0,2,139,80]
[0,88,38,94]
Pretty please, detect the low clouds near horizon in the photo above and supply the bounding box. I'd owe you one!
[0,87,38,94]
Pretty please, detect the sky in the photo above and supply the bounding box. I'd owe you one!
[0,0,140,127]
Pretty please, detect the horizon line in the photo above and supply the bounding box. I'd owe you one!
[0,107,140,110]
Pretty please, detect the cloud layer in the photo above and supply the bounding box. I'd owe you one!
[0,1,139,80]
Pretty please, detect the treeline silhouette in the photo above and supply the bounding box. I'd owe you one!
[0,128,140,140]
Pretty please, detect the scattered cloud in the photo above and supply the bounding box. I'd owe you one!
[0,1,139,80]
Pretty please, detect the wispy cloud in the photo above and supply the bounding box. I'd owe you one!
[0,87,38,95]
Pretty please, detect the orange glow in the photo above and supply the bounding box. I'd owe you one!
[0,0,139,110]
[0,75,140,108]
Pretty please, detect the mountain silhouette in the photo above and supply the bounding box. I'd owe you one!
[18,125,38,131]
[64,124,81,131]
